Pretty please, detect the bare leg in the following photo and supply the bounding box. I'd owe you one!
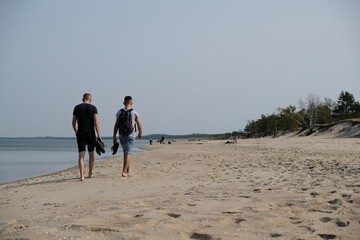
[122,153,131,177]
[126,153,131,174]
[78,151,86,181]
[88,151,94,178]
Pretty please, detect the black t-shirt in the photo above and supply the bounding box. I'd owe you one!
[73,103,98,135]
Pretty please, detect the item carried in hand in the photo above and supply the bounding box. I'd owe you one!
[95,139,105,156]
[111,141,119,155]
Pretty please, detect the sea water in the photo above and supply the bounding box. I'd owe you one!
[0,138,147,184]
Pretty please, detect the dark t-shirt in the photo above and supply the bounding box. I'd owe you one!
[73,103,98,135]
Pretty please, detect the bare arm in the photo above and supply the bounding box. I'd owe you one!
[113,117,120,143]
[72,115,77,134]
[135,116,142,139]
[94,113,101,139]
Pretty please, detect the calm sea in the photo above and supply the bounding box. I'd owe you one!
[0,138,147,184]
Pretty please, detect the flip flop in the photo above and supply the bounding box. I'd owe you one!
[95,139,105,155]
[95,141,101,155]
[111,142,119,155]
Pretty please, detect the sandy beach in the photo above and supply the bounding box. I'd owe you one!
[0,136,359,240]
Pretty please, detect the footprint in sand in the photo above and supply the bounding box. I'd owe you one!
[234,218,246,224]
[289,217,303,224]
[168,213,181,218]
[320,217,350,227]
[328,199,342,209]
[299,226,315,233]
[341,194,353,203]
[238,195,250,199]
[335,220,350,227]
[270,233,283,238]
[310,191,320,197]
[190,232,215,240]
[320,217,332,223]
[318,234,336,239]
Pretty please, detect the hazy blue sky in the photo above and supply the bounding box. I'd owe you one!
[1,0,359,137]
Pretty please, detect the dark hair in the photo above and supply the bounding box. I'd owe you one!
[124,96,132,102]
[82,93,92,102]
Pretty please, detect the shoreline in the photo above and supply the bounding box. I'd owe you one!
[0,150,148,186]
[0,154,116,186]
[0,139,148,185]
[1,137,359,239]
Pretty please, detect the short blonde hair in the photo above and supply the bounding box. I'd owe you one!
[82,93,92,102]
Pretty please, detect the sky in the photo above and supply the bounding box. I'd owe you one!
[0,0,359,137]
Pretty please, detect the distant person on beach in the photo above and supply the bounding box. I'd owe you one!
[149,138,153,145]
[72,93,101,181]
[113,96,142,177]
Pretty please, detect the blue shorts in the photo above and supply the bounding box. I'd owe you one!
[119,135,135,154]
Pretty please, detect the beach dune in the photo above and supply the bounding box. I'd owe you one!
[0,136,359,239]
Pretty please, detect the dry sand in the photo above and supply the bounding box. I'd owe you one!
[0,136,359,240]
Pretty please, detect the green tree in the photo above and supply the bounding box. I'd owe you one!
[242,91,360,138]
[315,98,334,124]
[334,91,356,115]
[277,105,300,131]
[244,114,279,137]
[333,91,360,119]
[244,120,257,136]
[352,102,360,118]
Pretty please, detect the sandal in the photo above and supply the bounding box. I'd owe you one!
[111,141,119,155]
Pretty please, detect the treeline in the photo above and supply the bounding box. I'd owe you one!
[241,91,360,138]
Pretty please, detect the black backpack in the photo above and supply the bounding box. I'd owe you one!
[118,109,135,136]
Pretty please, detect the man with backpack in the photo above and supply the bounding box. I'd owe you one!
[113,96,142,177]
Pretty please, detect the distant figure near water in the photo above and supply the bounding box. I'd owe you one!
[72,93,102,181]
[159,136,165,144]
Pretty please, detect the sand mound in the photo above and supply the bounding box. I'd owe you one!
[295,119,360,138]
[314,120,360,138]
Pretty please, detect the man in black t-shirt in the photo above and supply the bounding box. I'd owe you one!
[72,93,101,181]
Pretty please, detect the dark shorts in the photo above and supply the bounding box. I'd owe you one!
[76,133,96,152]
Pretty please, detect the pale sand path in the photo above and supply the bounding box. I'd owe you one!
[0,137,359,239]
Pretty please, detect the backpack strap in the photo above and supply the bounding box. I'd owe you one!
[118,108,132,117]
